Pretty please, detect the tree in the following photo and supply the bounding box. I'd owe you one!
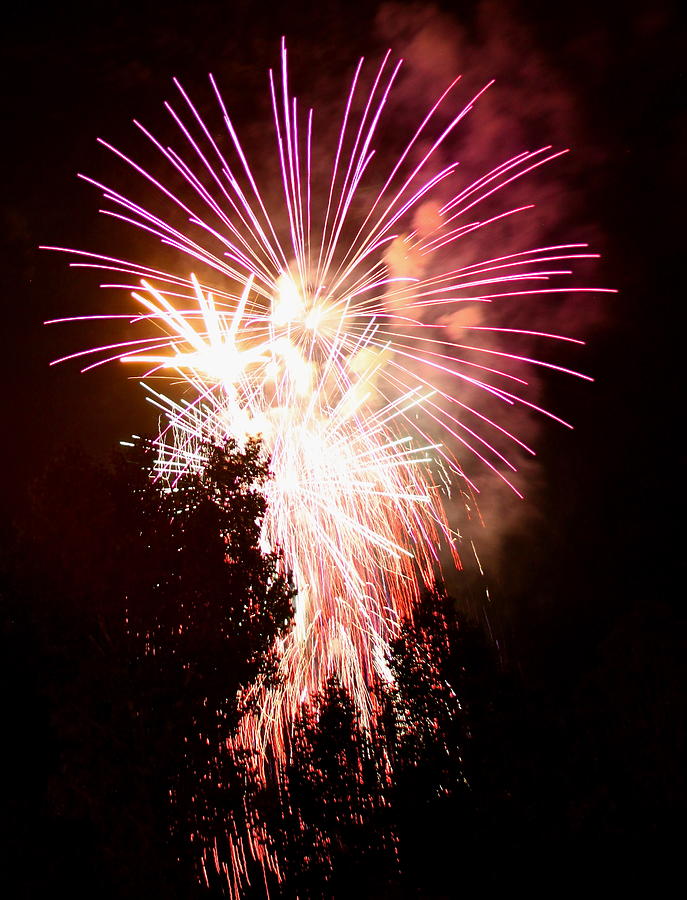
[112,437,295,891]
[254,588,512,898]
[262,678,398,897]
[6,437,519,899]
[3,436,294,898]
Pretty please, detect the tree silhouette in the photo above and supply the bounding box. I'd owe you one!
[261,678,398,897]
[3,438,517,899]
[3,437,294,898]
[112,438,295,890]
[245,588,512,898]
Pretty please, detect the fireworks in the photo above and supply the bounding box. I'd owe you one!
[47,39,609,894]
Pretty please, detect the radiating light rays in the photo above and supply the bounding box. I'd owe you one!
[46,40,611,896]
[100,265,456,775]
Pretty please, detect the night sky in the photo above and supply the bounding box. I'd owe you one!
[2,0,684,884]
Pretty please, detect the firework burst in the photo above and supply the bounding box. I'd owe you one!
[46,39,610,894]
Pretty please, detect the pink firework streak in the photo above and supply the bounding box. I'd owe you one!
[45,40,612,895]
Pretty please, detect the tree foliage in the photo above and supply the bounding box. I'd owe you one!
[2,437,294,897]
[0,436,545,898]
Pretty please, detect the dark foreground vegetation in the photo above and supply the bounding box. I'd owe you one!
[1,441,682,898]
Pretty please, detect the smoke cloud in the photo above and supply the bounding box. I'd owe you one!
[373,1,609,570]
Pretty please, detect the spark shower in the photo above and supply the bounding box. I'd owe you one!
[47,39,607,893]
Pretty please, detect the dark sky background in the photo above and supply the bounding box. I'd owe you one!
[1,0,684,722]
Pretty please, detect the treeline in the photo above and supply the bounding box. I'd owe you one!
[1,440,682,897]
